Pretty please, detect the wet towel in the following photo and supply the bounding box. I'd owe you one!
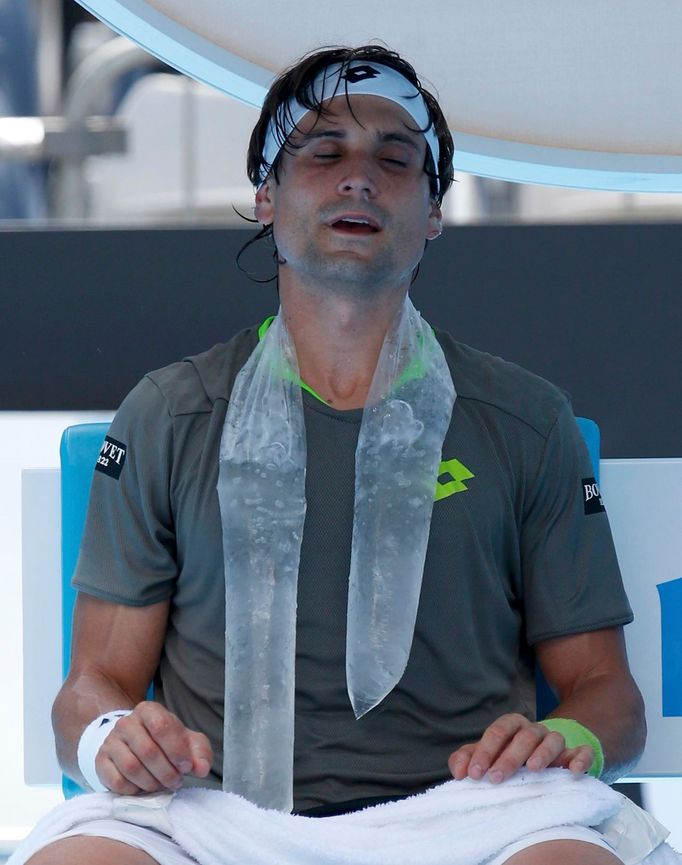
[8,770,679,865]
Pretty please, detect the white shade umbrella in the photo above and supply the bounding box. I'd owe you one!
[74,1,682,191]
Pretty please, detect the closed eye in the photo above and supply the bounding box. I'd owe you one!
[378,146,413,168]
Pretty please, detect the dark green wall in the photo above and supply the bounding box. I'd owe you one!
[1,223,680,457]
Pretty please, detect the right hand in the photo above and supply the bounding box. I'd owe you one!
[93,701,213,794]
[447,713,592,784]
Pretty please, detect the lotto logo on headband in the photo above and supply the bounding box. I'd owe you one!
[342,66,380,84]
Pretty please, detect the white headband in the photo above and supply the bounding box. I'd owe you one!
[260,61,442,194]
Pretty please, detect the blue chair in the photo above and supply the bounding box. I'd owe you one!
[576,417,601,484]
[60,423,111,797]
[59,417,601,794]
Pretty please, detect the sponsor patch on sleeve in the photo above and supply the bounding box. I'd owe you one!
[582,477,606,515]
[95,435,127,480]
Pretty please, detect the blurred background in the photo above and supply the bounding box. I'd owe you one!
[3,0,682,226]
[1,1,681,860]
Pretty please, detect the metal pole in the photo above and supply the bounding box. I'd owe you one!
[33,0,63,116]
[54,36,159,219]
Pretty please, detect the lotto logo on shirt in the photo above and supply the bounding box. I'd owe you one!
[95,435,127,480]
[582,477,606,515]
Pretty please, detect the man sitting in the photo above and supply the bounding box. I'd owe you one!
[20,44,650,865]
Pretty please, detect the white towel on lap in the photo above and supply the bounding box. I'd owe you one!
[8,770,680,865]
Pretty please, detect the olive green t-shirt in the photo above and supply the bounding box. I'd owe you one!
[73,325,632,811]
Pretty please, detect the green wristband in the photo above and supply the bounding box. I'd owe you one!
[539,718,604,779]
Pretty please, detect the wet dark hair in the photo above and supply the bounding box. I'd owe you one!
[238,44,455,282]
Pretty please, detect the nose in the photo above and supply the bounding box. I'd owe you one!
[336,155,377,198]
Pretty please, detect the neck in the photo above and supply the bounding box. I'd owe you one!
[279,279,408,410]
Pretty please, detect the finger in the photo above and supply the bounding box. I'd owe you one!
[136,703,197,774]
[568,746,595,775]
[465,714,528,780]
[524,730,566,771]
[485,723,551,783]
[101,734,173,792]
[188,732,214,777]
[448,745,475,780]
[109,714,185,789]
[551,745,596,775]
[96,754,145,795]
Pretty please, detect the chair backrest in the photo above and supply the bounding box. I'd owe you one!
[60,423,111,678]
[58,417,600,793]
[60,422,110,796]
[575,416,600,483]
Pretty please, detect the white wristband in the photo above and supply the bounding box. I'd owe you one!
[77,710,133,792]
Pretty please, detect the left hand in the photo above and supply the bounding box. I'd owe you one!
[447,713,595,784]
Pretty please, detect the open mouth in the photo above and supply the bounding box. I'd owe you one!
[330,217,380,235]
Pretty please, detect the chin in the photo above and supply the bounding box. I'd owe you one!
[292,241,421,293]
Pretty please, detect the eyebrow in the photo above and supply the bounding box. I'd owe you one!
[300,128,422,152]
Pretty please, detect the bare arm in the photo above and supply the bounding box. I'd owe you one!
[53,592,213,793]
[535,626,646,782]
[448,626,646,785]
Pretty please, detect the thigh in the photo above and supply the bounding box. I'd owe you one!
[26,835,160,865]
[504,839,623,864]
[20,817,195,865]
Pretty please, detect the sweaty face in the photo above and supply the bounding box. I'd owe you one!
[255,95,442,297]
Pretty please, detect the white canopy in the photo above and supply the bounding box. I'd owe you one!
[75,0,682,190]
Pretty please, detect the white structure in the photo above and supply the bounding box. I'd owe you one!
[74,0,682,192]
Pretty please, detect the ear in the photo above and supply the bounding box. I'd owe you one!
[425,199,443,240]
[254,180,275,226]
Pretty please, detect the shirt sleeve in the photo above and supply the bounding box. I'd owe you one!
[72,375,178,606]
[520,401,633,644]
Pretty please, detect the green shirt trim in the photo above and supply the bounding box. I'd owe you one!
[257,314,435,407]
[258,316,329,405]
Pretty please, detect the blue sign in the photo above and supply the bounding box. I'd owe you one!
[657,578,682,717]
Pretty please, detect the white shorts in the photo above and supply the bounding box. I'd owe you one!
[44,819,619,865]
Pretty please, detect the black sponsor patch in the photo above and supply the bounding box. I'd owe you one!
[582,477,606,515]
[95,435,127,480]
